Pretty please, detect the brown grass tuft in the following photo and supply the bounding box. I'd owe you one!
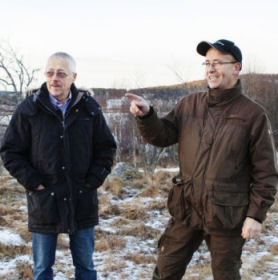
[99,203,122,218]
[122,203,148,220]
[0,244,32,258]
[124,253,156,264]
[103,257,126,271]
[0,203,17,216]
[17,226,32,243]
[129,176,148,189]
[271,243,278,255]
[95,230,126,252]
[154,171,172,183]
[148,200,167,211]
[102,176,124,198]
[119,223,160,240]
[16,261,33,279]
[139,185,160,198]
[110,217,130,227]
[0,216,8,226]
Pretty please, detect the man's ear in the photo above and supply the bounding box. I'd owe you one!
[234,62,241,74]
[72,73,77,82]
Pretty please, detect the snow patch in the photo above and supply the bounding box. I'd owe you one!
[0,228,24,246]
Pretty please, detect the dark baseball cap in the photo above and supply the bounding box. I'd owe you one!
[197,39,242,64]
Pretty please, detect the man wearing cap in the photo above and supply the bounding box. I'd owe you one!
[125,39,277,279]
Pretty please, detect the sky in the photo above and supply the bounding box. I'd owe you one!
[1,0,278,89]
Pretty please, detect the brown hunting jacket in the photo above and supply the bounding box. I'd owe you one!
[137,81,277,235]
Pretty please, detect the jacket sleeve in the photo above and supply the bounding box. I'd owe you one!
[85,111,117,188]
[136,103,180,148]
[0,104,43,190]
[247,111,278,222]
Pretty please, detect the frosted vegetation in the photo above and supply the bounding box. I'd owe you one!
[0,166,277,279]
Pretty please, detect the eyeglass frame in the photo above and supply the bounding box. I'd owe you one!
[202,60,238,69]
[45,71,72,79]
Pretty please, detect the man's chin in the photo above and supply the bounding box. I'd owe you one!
[50,89,61,97]
[208,82,220,89]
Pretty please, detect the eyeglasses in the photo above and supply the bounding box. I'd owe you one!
[202,61,237,69]
[45,71,69,78]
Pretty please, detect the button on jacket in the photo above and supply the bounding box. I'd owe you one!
[0,83,117,234]
[136,81,277,236]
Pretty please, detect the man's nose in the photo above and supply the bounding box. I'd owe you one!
[51,73,60,79]
[207,65,216,72]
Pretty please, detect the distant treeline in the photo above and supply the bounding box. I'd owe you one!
[1,73,277,166]
[91,74,278,162]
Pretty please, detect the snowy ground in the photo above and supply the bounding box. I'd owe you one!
[0,168,277,279]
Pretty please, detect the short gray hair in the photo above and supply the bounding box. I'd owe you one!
[47,52,76,73]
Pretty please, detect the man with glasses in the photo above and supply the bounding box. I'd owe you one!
[0,52,116,280]
[126,39,277,279]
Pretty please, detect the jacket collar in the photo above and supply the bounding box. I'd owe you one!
[34,83,83,113]
[208,80,242,107]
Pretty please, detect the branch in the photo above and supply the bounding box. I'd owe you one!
[166,64,186,84]
[0,42,39,94]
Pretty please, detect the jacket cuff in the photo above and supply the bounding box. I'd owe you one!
[247,216,263,223]
[246,207,266,223]
[86,167,110,189]
[138,106,154,119]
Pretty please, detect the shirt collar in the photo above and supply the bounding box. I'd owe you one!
[49,91,72,108]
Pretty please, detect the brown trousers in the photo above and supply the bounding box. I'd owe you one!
[152,219,245,280]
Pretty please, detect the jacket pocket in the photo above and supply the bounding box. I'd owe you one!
[167,179,192,221]
[27,188,59,226]
[76,187,98,222]
[207,189,249,230]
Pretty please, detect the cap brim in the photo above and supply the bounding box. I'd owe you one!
[197,41,228,56]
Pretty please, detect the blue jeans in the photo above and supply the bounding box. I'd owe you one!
[32,227,97,280]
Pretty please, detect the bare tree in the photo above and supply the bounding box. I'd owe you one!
[0,42,39,101]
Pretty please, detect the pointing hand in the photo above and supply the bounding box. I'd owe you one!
[125,93,150,117]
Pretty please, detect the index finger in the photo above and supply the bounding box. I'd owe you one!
[125,93,143,101]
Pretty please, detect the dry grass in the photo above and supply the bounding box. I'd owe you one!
[139,184,160,197]
[129,176,149,189]
[1,167,278,279]
[0,243,31,258]
[0,175,24,194]
[134,171,172,197]
[99,202,122,218]
[0,273,17,280]
[110,217,130,227]
[271,243,278,255]
[16,261,33,280]
[242,253,275,279]
[94,229,126,252]
[184,262,212,280]
[148,200,167,211]
[102,175,125,198]
[121,202,148,220]
[17,225,32,243]
[0,203,17,216]
[119,223,160,240]
[124,253,156,264]
[95,235,126,252]
[103,255,126,272]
